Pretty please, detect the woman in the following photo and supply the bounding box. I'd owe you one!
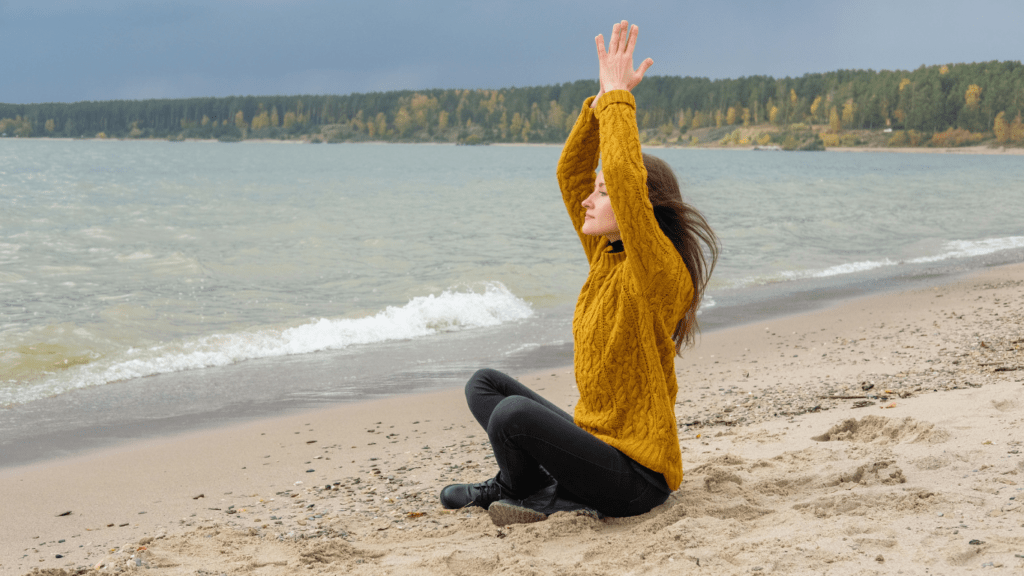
[440,20,718,527]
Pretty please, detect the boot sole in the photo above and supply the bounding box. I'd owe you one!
[488,501,548,526]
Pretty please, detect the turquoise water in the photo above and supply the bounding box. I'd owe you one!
[2,140,1023,414]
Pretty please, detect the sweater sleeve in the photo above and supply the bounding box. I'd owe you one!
[557,96,604,264]
[594,91,693,313]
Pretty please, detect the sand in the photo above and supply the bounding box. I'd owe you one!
[3,264,1023,575]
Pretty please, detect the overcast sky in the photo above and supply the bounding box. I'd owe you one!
[2,0,1022,104]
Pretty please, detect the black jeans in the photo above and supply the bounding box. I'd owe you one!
[465,368,670,518]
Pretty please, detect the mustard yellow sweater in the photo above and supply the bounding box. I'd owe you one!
[556,91,693,491]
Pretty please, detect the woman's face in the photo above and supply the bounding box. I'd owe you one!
[581,171,620,241]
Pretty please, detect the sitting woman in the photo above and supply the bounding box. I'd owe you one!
[439,20,719,526]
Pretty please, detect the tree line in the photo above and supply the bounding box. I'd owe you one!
[1,60,1022,145]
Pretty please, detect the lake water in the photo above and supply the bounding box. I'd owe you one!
[2,139,1023,465]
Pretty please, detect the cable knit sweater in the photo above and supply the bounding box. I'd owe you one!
[556,90,693,491]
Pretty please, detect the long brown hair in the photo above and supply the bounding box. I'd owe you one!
[642,153,719,354]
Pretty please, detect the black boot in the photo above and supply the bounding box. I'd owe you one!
[439,475,504,509]
[488,483,603,526]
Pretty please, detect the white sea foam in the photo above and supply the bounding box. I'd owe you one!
[117,251,154,261]
[909,236,1024,263]
[740,236,1024,287]
[2,281,532,406]
[778,258,899,281]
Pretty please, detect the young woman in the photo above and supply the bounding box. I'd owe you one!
[440,20,718,527]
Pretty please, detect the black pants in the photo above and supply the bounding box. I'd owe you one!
[466,368,670,518]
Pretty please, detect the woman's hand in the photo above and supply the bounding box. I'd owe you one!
[593,20,653,100]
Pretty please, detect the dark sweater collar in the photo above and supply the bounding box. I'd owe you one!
[607,239,624,253]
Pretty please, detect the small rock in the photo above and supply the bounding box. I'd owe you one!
[306,469,315,473]
[875,555,884,563]
[56,511,72,517]
[969,539,984,545]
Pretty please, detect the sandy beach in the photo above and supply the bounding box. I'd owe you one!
[3,263,1023,575]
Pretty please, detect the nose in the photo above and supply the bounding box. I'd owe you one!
[582,191,595,208]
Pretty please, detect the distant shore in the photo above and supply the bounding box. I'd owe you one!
[6,135,1024,155]
[826,145,1024,155]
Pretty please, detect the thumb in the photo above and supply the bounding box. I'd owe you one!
[637,58,654,78]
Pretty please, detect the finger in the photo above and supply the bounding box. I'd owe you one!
[608,22,621,54]
[595,34,605,60]
[631,58,653,88]
[625,24,639,56]
[636,57,654,78]
[616,20,629,53]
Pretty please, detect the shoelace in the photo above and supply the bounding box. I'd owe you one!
[473,479,503,505]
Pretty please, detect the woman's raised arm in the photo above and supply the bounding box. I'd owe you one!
[593,22,692,312]
[556,101,602,263]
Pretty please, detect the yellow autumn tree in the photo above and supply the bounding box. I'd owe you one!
[251,110,270,131]
[234,110,245,129]
[726,106,737,126]
[898,78,911,92]
[438,110,449,133]
[270,107,279,127]
[841,98,856,128]
[678,109,691,129]
[410,94,438,130]
[547,101,565,133]
[810,96,822,122]
[742,107,751,127]
[509,112,523,138]
[45,119,55,133]
[939,65,949,75]
[393,107,412,136]
[769,105,780,125]
[715,109,724,128]
[829,107,841,133]
[374,112,387,137]
[350,111,364,133]
[965,85,982,110]
[994,111,1009,143]
[1011,114,1024,143]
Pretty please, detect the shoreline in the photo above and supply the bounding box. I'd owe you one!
[4,262,1023,574]
[6,136,1023,155]
[8,244,1022,472]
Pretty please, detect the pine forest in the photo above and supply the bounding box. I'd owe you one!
[2,60,1023,149]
